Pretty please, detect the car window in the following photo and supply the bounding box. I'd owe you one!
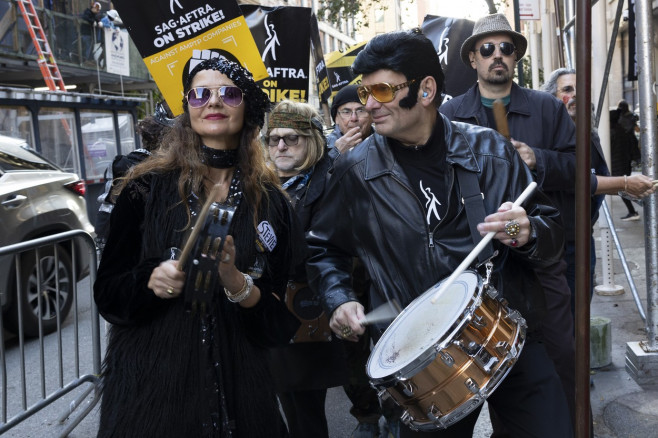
[0,145,57,171]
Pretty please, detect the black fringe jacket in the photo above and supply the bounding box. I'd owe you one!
[94,171,302,438]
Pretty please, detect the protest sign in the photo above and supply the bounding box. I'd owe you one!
[241,5,311,103]
[113,0,267,115]
[324,41,366,98]
[422,15,478,100]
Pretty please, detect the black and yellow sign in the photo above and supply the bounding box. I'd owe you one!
[241,5,312,103]
[422,15,478,99]
[324,41,367,99]
[113,0,267,115]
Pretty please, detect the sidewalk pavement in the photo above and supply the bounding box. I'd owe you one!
[589,192,658,438]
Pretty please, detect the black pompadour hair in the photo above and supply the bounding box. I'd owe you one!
[351,28,445,109]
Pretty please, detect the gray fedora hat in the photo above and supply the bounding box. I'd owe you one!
[460,14,527,66]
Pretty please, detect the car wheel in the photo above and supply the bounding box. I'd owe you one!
[5,245,74,337]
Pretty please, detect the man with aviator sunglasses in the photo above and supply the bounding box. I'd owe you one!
[306,28,571,437]
[441,13,578,433]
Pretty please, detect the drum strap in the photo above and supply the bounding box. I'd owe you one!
[455,167,495,264]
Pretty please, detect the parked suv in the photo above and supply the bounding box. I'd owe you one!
[0,135,94,336]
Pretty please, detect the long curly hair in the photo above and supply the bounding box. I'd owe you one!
[116,58,279,229]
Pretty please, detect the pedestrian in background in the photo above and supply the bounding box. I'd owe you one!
[541,68,655,311]
[610,99,642,221]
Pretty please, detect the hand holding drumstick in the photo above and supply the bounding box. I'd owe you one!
[430,182,537,304]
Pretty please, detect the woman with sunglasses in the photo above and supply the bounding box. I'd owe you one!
[94,57,303,438]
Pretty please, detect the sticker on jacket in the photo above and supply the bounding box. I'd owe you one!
[257,221,277,252]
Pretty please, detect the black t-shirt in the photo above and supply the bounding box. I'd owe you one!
[390,120,448,231]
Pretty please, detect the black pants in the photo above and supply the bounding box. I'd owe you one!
[399,340,573,437]
[622,197,637,215]
[535,259,576,427]
[278,389,329,438]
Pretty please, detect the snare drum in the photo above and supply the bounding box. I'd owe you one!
[366,271,526,431]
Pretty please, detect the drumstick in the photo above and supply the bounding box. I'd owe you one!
[360,299,402,326]
[430,181,537,304]
[493,99,511,140]
[176,183,222,271]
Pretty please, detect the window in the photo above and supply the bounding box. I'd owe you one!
[79,110,118,180]
[38,107,80,174]
[0,105,34,146]
[117,112,136,155]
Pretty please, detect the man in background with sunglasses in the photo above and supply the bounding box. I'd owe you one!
[306,28,571,437]
[327,85,374,154]
[440,13,578,432]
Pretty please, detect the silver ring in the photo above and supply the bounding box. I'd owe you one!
[222,253,231,263]
[504,220,521,238]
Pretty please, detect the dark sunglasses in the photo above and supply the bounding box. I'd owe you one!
[265,134,303,147]
[186,86,243,108]
[356,79,416,105]
[477,42,516,58]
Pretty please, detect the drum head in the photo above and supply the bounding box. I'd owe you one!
[367,271,478,379]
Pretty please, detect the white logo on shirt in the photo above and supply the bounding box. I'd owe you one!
[420,180,441,225]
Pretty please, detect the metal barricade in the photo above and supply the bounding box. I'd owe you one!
[0,230,100,437]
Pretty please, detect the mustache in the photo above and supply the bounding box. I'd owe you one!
[489,60,508,72]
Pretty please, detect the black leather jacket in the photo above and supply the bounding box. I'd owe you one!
[306,113,565,333]
[440,82,578,242]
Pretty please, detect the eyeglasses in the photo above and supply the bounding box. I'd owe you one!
[265,134,304,147]
[476,42,516,58]
[337,108,370,119]
[356,79,416,105]
[186,86,243,108]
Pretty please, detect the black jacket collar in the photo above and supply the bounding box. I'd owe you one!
[363,111,482,181]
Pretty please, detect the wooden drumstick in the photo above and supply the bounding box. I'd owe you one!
[430,182,537,304]
[493,99,511,140]
[176,183,222,271]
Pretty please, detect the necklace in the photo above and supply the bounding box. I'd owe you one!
[200,144,238,169]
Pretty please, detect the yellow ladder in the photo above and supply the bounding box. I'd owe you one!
[16,0,66,91]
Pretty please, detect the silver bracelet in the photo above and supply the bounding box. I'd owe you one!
[224,273,253,303]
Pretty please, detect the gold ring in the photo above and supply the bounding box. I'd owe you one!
[166,287,174,295]
[504,220,521,238]
[341,325,352,337]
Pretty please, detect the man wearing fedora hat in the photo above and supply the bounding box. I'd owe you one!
[441,13,578,431]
